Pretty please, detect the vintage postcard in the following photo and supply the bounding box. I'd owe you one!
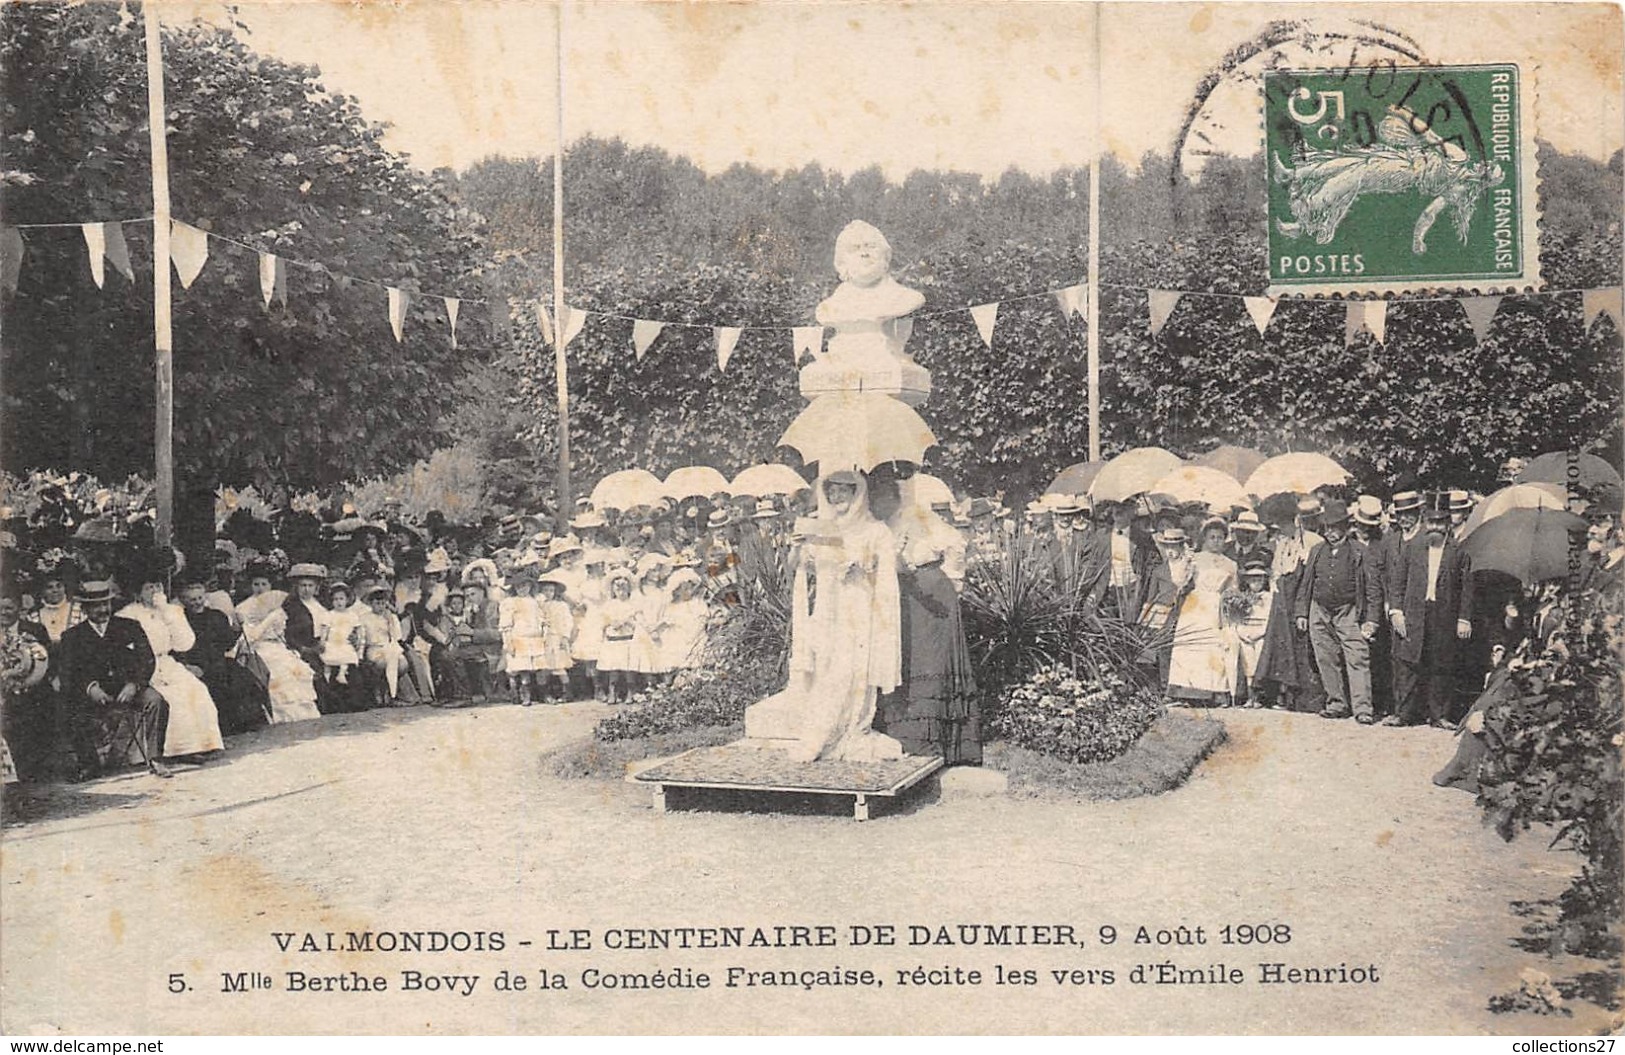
[1,0,1621,1039]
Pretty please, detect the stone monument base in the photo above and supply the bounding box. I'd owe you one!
[798,357,931,407]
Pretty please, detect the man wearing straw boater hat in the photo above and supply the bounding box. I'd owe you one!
[1382,491,1474,728]
[1295,499,1381,724]
[1375,488,1422,718]
[55,580,170,778]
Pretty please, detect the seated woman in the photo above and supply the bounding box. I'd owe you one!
[744,470,903,763]
[236,562,323,724]
[117,559,224,762]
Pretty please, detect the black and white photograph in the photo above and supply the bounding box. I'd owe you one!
[1,0,1622,1038]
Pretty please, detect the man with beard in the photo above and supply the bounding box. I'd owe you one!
[174,577,269,735]
[1382,493,1474,728]
[56,581,169,778]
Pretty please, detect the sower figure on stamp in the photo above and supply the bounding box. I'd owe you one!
[1383,493,1474,728]
[1294,499,1382,723]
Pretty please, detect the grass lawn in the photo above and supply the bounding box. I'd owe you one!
[985,710,1228,800]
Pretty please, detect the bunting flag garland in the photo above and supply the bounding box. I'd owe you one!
[558,304,588,349]
[81,223,107,288]
[1054,283,1087,320]
[534,302,555,345]
[1583,287,1623,330]
[1458,296,1502,345]
[1345,300,1387,345]
[444,297,460,349]
[715,326,742,371]
[387,286,409,343]
[1,227,22,296]
[1242,295,1278,337]
[1146,289,1181,337]
[632,319,664,359]
[792,325,824,363]
[102,222,134,283]
[969,302,999,348]
[258,252,283,309]
[169,221,209,289]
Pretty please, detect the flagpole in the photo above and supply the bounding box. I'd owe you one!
[145,4,175,552]
[552,0,572,530]
[1086,4,1102,464]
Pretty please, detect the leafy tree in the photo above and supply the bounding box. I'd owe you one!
[1,2,492,553]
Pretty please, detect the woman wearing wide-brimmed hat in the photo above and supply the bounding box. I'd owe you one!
[236,560,322,724]
[116,552,225,760]
[1165,517,1240,707]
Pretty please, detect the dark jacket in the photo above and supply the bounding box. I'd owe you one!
[1388,533,1474,665]
[57,616,156,701]
[1295,537,1383,624]
[177,606,240,677]
[280,595,322,655]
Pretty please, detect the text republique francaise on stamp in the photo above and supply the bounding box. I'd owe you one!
[1265,63,1540,297]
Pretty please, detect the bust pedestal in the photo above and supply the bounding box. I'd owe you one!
[798,331,932,407]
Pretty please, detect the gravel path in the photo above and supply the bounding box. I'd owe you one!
[1,703,1614,1035]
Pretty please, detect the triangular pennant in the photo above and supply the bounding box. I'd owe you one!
[558,304,588,349]
[169,221,209,289]
[715,327,742,371]
[103,222,134,282]
[387,286,409,343]
[1054,283,1087,319]
[1146,290,1182,337]
[0,227,22,296]
[259,252,279,309]
[534,302,555,345]
[1241,296,1278,337]
[632,319,664,359]
[81,223,107,289]
[1458,296,1502,345]
[444,297,460,349]
[969,302,999,348]
[1582,288,1623,330]
[1345,300,1387,346]
[792,325,824,363]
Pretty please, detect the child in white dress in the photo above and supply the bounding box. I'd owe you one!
[660,569,710,675]
[534,573,576,703]
[322,582,363,686]
[498,569,547,706]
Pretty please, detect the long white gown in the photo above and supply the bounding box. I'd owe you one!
[744,472,904,763]
[116,601,225,756]
[1166,551,1240,699]
[237,591,322,724]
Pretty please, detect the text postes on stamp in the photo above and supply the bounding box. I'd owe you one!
[1265,63,1540,297]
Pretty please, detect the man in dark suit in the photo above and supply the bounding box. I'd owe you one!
[174,577,269,736]
[1382,493,1474,728]
[55,580,170,778]
[1295,499,1383,723]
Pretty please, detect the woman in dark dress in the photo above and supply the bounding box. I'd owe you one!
[1254,504,1327,712]
[868,470,981,765]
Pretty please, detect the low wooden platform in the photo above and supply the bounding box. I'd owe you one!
[630,743,944,821]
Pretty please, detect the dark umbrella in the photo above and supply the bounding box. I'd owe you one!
[1191,444,1268,483]
[1255,492,1301,527]
[1046,460,1105,496]
[1461,507,1589,586]
[1515,452,1622,494]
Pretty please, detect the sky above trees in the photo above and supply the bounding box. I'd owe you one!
[185,1,1623,177]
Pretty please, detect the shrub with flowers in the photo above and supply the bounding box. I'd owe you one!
[991,664,1166,765]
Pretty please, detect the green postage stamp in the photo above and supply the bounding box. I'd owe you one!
[1265,63,1540,296]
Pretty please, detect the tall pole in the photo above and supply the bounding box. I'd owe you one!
[1086,4,1102,463]
[552,0,572,528]
[145,4,175,551]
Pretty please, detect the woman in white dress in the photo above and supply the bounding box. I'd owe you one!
[117,577,224,758]
[236,566,322,724]
[744,470,904,762]
[1166,517,1240,706]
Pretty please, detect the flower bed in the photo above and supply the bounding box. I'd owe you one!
[991,664,1166,765]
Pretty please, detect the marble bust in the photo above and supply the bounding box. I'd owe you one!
[802,221,932,406]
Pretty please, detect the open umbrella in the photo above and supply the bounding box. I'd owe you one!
[590,469,666,511]
[1046,461,1105,496]
[778,392,937,473]
[663,465,730,501]
[1148,466,1254,512]
[1461,507,1589,586]
[1087,447,1184,502]
[1191,444,1268,483]
[1243,452,1350,497]
[1458,483,1568,540]
[729,463,811,497]
[1516,451,1623,491]
[913,473,956,507]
